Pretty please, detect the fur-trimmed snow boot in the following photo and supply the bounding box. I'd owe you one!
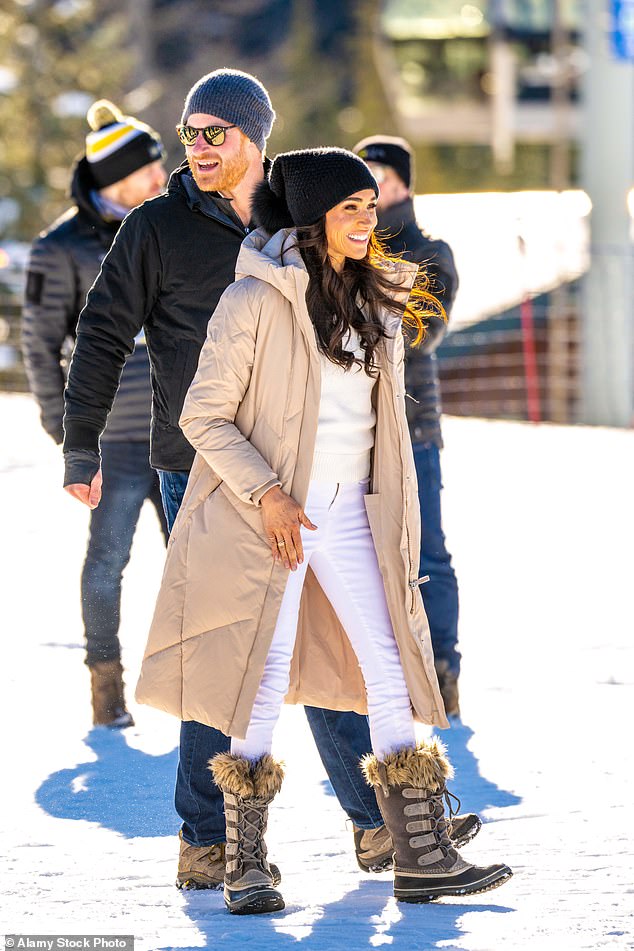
[89,659,134,728]
[209,752,285,915]
[362,740,512,903]
[353,802,482,873]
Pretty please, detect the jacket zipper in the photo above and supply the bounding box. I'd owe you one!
[409,575,430,589]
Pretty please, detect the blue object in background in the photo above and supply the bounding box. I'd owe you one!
[610,0,634,60]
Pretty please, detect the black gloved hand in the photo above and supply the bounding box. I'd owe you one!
[63,449,100,487]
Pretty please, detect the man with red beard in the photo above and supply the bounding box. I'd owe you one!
[61,69,397,890]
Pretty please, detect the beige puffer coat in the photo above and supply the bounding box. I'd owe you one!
[135,228,449,736]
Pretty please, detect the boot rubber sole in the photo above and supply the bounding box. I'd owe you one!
[176,876,223,891]
[225,885,285,915]
[92,713,134,729]
[395,865,513,903]
[355,854,393,873]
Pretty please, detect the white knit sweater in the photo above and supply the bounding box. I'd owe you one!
[310,328,378,483]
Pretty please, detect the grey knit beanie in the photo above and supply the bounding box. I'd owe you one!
[180,68,275,151]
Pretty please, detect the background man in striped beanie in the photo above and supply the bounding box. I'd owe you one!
[22,100,169,728]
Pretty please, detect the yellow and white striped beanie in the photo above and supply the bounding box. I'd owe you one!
[85,100,165,188]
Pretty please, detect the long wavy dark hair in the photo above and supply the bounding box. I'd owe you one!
[293,218,444,375]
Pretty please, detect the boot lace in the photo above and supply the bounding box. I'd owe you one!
[237,797,269,873]
[429,791,453,857]
[442,785,462,823]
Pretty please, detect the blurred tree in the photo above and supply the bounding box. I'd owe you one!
[0,0,564,243]
[412,142,573,193]
[0,0,131,239]
[270,0,356,150]
[141,0,397,158]
[241,0,398,152]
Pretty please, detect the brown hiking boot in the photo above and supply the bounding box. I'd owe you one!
[435,659,460,718]
[449,811,482,848]
[353,824,394,872]
[176,831,282,890]
[89,659,134,728]
[362,740,512,903]
[176,831,226,889]
[210,752,285,915]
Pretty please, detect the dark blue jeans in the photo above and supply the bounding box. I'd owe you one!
[158,469,382,845]
[413,442,461,675]
[82,441,168,666]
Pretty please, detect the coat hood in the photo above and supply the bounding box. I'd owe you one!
[167,158,272,217]
[235,227,307,302]
[69,157,119,239]
[166,159,192,198]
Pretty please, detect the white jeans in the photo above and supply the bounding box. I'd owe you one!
[232,480,416,762]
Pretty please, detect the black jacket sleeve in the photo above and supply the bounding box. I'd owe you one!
[409,234,459,356]
[63,207,160,454]
[21,235,76,443]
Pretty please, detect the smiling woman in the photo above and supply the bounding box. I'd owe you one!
[251,147,434,374]
[325,190,377,268]
[136,146,512,915]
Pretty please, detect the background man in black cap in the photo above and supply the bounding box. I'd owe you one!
[354,134,462,717]
[22,99,168,729]
[61,69,391,890]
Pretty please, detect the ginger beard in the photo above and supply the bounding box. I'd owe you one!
[187,136,250,194]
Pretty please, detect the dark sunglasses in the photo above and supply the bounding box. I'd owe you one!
[175,124,237,147]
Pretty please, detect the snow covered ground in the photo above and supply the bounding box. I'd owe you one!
[1,393,632,951]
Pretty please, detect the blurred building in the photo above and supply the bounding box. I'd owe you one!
[381,0,580,174]
[2,0,629,425]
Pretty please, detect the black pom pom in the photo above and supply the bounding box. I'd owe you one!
[252,180,294,234]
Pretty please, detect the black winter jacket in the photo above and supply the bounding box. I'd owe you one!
[63,162,250,472]
[379,198,458,448]
[22,158,153,444]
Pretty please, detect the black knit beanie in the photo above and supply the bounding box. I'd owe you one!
[85,100,165,189]
[181,68,275,151]
[353,135,414,191]
[252,147,378,234]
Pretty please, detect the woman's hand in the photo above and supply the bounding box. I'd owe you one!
[260,486,317,570]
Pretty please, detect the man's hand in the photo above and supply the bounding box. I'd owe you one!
[260,485,317,570]
[63,449,102,509]
[65,468,103,509]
